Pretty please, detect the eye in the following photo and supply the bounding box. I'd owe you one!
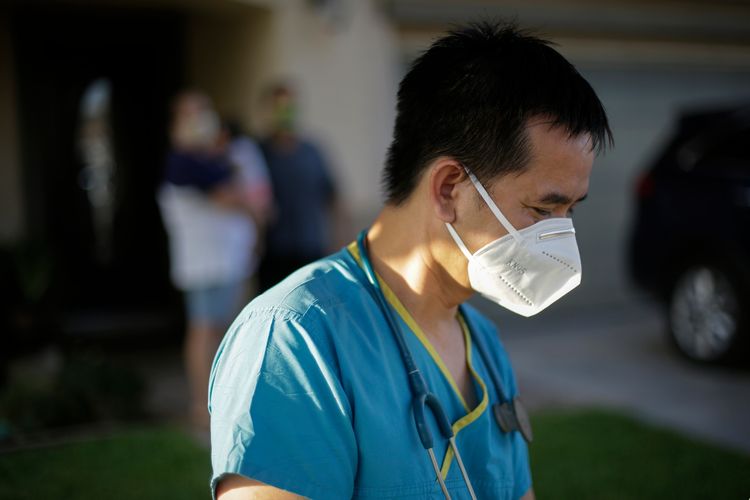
[532,207,551,217]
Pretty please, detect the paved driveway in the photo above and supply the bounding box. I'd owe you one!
[472,296,750,455]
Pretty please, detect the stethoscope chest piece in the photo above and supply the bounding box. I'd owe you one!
[493,397,533,444]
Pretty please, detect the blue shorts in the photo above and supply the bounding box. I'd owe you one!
[185,282,245,327]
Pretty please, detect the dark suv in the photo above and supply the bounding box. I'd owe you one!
[629,104,750,364]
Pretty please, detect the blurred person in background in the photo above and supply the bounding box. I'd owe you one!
[209,21,611,500]
[258,83,344,292]
[221,119,274,230]
[158,91,265,430]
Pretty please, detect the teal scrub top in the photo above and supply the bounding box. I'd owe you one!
[209,243,532,499]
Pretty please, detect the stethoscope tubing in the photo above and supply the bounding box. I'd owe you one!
[356,231,511,404]
[357,231,492,499]
[356,232,453,446]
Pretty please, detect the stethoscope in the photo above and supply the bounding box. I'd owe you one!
[356,230,533,500]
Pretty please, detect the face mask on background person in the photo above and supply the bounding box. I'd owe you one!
[446,167,582,317]
[273,101,297,133]
[173,107,220,151]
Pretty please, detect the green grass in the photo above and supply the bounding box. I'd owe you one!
[530,409,750,499]
[0,427,210,500]
[0,410,748,499]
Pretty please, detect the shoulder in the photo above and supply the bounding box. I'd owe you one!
[219,247,370,361]
[255,247,366,318]
[210,246,369,409]
[209,252,362,497]
[297,139,326,160]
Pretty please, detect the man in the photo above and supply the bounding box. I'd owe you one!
[257,83,343,291]
[209,21,612,499]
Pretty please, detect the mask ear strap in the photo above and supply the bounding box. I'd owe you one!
[464,167,522,243]
[445,223,473,260]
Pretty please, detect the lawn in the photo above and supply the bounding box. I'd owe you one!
[0,409,747,499]
[530,409,750,499]
[0,427,210,500]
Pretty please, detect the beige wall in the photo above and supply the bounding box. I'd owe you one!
[186,4,273,129]
[0,10,24,244]
[264,0,399,226]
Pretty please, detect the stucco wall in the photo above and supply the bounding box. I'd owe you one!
[186,4,273,128]
[244,0,400,230]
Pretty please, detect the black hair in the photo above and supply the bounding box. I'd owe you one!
[383,20,613,205]
[263,81,296,102]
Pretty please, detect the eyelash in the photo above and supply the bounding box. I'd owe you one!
[532,206,576,217]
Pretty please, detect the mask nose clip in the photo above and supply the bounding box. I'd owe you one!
[537,228,576,241]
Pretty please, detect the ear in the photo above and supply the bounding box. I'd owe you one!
[427,157,466,223]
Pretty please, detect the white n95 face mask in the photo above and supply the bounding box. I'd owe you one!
[446,168,582,317]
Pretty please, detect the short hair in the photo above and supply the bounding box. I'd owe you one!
[383,20,613,204]
[263,81,296,102]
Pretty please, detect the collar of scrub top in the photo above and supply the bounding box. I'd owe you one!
[355,230,534,446]
[356,230,477,500]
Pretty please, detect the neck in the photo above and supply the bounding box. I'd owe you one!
[271,131,297,149]
[366,205,472,338]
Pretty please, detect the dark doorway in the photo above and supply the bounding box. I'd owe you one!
[11,4,186,338]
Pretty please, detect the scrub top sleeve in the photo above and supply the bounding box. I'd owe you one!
[209,310,357,500]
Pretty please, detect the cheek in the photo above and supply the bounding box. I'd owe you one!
[506,206,538,231]
[462,211,513,252]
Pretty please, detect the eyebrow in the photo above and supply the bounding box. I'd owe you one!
[537,192,588,205]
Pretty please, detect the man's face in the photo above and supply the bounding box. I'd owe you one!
[271,91,297,133]
[455,120,595,255]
